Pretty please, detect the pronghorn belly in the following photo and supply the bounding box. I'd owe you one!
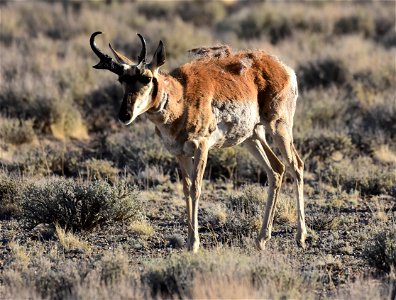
[209,100,260,149]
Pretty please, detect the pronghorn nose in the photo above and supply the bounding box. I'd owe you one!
[119,111,132,124]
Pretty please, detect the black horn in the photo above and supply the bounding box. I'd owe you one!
[90,31,124,76]
[137,33,147,64]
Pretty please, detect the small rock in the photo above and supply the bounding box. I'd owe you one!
[31,223,56,241]
[167,234,185,249]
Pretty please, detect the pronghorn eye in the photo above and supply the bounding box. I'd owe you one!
[139,75,152,84]
[118,75,135,84]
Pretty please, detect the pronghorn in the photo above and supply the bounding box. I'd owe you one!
[90,32,307,252]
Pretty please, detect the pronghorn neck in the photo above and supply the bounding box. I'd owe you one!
[147,88,169,114]
[146,73,184,124]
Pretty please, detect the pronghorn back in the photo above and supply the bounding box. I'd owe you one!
[169,48,297,146]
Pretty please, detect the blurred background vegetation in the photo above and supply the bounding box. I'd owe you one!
[0,1,395,299]
[0,0,394,196]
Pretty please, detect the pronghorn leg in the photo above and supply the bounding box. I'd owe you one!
[272,121,307,248]
[245,126,285,250]
[189,138,209,253]
[177,156,194,249]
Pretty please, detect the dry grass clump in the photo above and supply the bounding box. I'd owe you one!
[372,145,396,165]
[143,249,316,299]
[129,220,155,238]
[204,203,228,229]
[8,241,30,272]
[55,224,90,253]
[275,193,297,225]
[22,178,142,231]
[136,165,170,188]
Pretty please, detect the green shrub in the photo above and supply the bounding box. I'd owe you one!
[0,174,24,219]
[35,269,76,300]
[362,103,396,139]
[334,14,375,37]
[83,158,119,182]
[175,1,226,27]
[18,143,83,177]
[364,229,396,274]
[84,82,122,132]
[296,130,355,161]
[0,88,86,140]
[231,10,292,43]
[204,185,265,246]
[208,148,237,180]
[326,156,396,196]
[104,125,177,178]
[207,146,261,183]
[99,251,129,285]
[143,253,199,298]
[0,117,36,145]
[22,178,142,231]
[297,58,350,90]
[137,2,174,20]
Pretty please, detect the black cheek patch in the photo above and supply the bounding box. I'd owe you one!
[151,77,159,98]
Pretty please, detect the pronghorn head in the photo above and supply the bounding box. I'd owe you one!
[90,32,165,125]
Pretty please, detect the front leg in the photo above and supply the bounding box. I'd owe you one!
[176,156,194,249]
[189,138,209,253]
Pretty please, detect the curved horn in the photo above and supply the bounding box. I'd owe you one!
[90,31,106,59]
[90,32,124,76]
[137,33,147,64]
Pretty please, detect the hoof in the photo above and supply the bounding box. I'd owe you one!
[187,239,200,253]
[255,239,267,251]
[296,232,307,249]
[296,239,306,249]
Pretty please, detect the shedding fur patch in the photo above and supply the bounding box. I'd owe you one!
[209,100,259,149]
[188,45,232,59]
[225,55,253,76]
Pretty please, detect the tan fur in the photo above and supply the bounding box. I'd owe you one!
[94,41,307,252]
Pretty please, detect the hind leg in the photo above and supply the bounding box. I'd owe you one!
[271,121,307,248]
[244,126,285,250]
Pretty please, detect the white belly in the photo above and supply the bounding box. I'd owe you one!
[209,100,260,149]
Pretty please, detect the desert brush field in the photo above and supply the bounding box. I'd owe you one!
[0,1,395,299]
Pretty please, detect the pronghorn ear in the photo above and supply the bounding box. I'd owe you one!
[108,43,134,65]
[149,40,166,72]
